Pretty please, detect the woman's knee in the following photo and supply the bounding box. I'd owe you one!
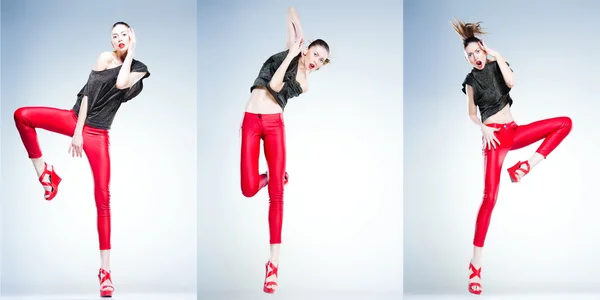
[555,116,572,130]
[481,190,498,209]
[94,189,111,212]
[13,107,29,123]
[241,183,258,198]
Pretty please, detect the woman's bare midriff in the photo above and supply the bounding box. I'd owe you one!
[245,87,283,114]
[483,104,514,125]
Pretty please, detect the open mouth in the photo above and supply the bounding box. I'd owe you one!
[309,63,315,70]
[476,60,482,66]
[118,43,125,49]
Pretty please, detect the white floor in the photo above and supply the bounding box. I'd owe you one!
[198,291,401,300]
[404,293,600,300]
[0,293,195,300]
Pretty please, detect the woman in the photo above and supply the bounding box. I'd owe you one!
[450,18,572,295]
[13,21,150,297]
[240,6,330,294]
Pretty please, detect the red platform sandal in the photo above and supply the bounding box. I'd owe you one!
[263,261,279,294]
[98,268,114,298]
[507,160,530,183]
[468,263,482,295]
[39,162,62,201]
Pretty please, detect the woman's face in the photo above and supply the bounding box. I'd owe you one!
[111,24,130,51]
[303,45,329,72]
[464,41,486,70]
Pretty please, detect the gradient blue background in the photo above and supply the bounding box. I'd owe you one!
[1,0,196,297]
[404,0,600,297]
[198,0,403,299]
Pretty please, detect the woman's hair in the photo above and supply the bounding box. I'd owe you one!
[450,17,486,48]
[112,21,130,29]
[308,39,331,65]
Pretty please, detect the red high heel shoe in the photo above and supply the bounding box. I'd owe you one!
[39,162,62,201]
[507,160,530,183]
[263,261,279,294]
[98,268,114,298]
[468,263,482,295]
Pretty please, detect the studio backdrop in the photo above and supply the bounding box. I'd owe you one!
[404,0,600,295]
[1,0,197,296]
[197,0,403,298]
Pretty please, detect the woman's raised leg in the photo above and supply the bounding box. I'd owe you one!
[14,106,77,200]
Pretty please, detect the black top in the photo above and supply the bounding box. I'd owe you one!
[73,59,150,130]
[251,49,303,111]
[461,61,513,123]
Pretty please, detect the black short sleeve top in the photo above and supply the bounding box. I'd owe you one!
[250,50,304,111]
[73,59,150,130]
[461,61,513,122]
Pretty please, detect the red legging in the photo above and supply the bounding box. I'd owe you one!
[14,106,112,250]
[240,112,286,244]
[474,116,572,247]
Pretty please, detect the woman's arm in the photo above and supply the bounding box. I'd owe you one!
[285,6,304,50]
[269,52,297,93]
[74,96,89,135]
[480,41,514,88]
[466,85,484,128]
[115,52,146,89]
[494,55,514,88]
[116,28,147,89]
[76,52,114,131]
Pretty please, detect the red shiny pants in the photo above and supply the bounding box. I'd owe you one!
[240,112,286,244]
[14,107,112,250]
[474,116,572,247]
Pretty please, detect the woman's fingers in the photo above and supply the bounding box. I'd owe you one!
[68,143,84,158]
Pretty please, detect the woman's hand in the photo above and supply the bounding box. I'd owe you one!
[479,40,499,58]
[128,28,137,53]
[481,125,501,150]
[69,134,84,158]
[288,37,304,57]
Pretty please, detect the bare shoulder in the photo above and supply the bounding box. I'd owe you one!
[98,51,114,63]
[92,52,113,71]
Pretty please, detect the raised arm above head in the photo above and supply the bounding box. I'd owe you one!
[286,6,305,50]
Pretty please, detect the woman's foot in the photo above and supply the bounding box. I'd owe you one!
[38,162,62,201]
[263,261,279,294]
[98,268,114,298]
[507,160,530,183]
[468,262,482,295]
